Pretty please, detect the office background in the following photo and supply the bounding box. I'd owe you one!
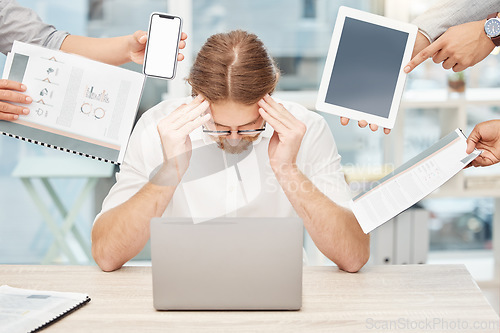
[0,0,498,312]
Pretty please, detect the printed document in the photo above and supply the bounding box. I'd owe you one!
[1,41,145,164]
[351,129,481,233]
[0,285,89,333]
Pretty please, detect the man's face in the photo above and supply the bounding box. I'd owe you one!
[204,100,265,154]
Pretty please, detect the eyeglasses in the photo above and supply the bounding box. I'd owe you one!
[203,122,266,137]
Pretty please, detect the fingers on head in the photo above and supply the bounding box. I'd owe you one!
[185,100,209,121]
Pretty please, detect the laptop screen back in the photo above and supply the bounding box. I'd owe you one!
[151,217,303,310]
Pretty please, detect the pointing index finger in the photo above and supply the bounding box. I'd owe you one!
[404,40,443,74]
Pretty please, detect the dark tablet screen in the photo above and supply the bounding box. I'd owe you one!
[324,17,408,118]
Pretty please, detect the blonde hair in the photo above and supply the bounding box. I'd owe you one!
[188,30,279,105]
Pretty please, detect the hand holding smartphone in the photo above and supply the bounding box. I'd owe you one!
[143,12,183,80]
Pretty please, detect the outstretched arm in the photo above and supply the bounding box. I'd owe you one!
[0,30,187,122]
[404,20,495,74]
[61,31,187,66]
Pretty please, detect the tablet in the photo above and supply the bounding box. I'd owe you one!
[315,6,417,129]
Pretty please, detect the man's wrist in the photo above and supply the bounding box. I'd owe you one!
[273,165,320,196]
[149,164,182,187]
[273,163,304,188]
[485,12,500,47]
[418,29,432,44]
[272,162,299,178]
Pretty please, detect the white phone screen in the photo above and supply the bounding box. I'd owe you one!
[144,14,182,79]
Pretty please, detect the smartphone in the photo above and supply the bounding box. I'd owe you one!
[143,12,183,80]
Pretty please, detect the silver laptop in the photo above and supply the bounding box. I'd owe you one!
[150,217,303,310]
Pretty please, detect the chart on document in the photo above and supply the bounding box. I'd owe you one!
[1,41,145,164]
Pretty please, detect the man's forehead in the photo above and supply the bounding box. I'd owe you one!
[209,103,261,127]
[213,115,262,128]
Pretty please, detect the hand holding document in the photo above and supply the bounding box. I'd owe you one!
[351,129,481,234]
[1,41,145,164]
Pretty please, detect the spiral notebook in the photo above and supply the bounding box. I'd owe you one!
[0,285,90,333]
[1,41,146,164]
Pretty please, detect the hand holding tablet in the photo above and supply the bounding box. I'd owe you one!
[340,116,392,134]
[316,7,417,132]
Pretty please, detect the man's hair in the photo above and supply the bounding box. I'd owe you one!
[187,30,280,105]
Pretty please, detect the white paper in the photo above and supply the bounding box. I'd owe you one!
[1,41,145,164]
[351,129,481,234]
[0,285,89,333]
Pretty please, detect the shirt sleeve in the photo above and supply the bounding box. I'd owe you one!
[412,0,499,42]
[0,0,69,54]
[298,115,353,209]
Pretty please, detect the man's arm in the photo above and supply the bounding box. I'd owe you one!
[0,1,188,121]
[92,97,210,271]
[404,19,496,74]
[92,181,176,272]
[275,167,369,273]
[258,95,369,273]
[411,0,498,44]
[405,0,498,73]
[60,32,187,66]
[0,0,68,54]
[0,0,187,64]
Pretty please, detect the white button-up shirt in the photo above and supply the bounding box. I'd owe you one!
[97,97,352,221]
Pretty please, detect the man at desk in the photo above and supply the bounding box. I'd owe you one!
[91,30,369,273]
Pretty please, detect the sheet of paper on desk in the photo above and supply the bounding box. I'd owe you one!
[350,128,481,234]
[0,285,90,333]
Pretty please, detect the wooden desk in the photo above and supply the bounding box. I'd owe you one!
[1,265,498,332]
